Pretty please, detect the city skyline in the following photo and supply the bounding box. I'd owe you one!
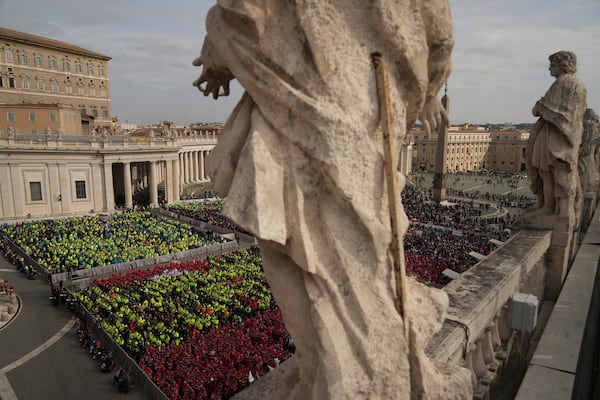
[1,0,598,127]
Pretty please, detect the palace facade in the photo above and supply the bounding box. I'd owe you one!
[0,27,113,133]
[0,28,217,220]
[411,125,529,173]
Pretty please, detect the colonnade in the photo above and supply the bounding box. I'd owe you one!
[103,157,181,210]
[179,149,210,184]
[100,148,209,210]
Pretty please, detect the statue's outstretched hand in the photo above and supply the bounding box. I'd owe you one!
[193,57,234,100]
[419,97,449,136]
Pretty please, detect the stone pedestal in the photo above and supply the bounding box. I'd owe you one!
[514,213,574,300]
[546,217,573,300]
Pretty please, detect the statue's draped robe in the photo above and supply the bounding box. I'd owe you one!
[529,74,587,199]
[203,1,456,398]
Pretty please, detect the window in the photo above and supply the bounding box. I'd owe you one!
[34,53,43,67]
[76,62,83,73]
[103,110,109,118]
[18,51,27,64]
[29,112,36,122]
[8,77,15,88]
[50,79,59,92]
[4,49,13,63]
[7,112,15,122]
[36,78,45,91]
[49,57,58,69]
[49,113,57,122]
[21,76,30,89]
[92,108,98,117]
[0,75,3,87]
[89,87,95,96]
[65,84,72,94]
[98,65,105,76]
[63,59,71,71]
[30,182,43,201]
[78,86,84,95]
[75,180,87,199]
[87,64,94,75]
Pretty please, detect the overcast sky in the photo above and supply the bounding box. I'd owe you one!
[1,0,598,126]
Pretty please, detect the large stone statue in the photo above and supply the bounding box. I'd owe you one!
[586,110,600,196]
[576,108,600,226]
[526,51,587,220]
[194,2,469,399]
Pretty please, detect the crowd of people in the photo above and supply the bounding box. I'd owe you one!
[402,184,513,285]
[73,249,291,399]
[165,201,252,235]
[0,169,539,398]
[179,190,217,201]
[0,211,222,273]
[140,308,291,400]
[164,182,516,287]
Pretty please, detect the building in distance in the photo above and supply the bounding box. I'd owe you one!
[0,27,112,135]
[411,124,529,173]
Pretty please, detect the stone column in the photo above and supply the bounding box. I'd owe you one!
[185,152,190,183]
[165,159,174,204]
[123,162,133,209]
[143,163,148,189]
[133,163,139,192]
[193,150,199,182]
[199,150,205,181]
[157,161,161,186]
[48,163,63,215]
[91,162,104,213]
[172,158,180,202]
[149,161,158,207]
[0,165,16,218]
[179,153,184,188]
[103,161,114,211]
[57,163,71,213]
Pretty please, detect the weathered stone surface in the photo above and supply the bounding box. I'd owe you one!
[194,1,469,398]
[524,51,588,225]
[578,108,600,227]
[427,230,551,363]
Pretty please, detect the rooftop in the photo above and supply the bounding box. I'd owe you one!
[0,27,111,61]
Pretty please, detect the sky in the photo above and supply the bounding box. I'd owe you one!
[0,0,598,127]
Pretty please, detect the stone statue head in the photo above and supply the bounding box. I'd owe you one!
[549,51,577,75]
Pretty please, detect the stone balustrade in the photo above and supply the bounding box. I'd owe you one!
[0,132,217,151]
[230,229,554,400]
[426,229,551,399]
